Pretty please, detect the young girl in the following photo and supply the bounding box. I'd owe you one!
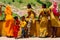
[13,16,20,38]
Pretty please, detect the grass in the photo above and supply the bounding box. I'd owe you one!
[0,0,41,9]
[0,0,53,9]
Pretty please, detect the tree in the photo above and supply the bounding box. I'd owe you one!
[36,0,52,8]
[12,0,15,2]
[36,0,45,5]
[58,4,60,11]
[45,0,52,8]
[19,0,23,3]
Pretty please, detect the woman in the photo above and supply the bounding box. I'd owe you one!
[38,4,49,37]
[49,2,60,37]
[2,5,14,37]
[26,4,37,37]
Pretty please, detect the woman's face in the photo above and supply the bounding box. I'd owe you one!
[42,6,44,8]
[54,5,57,8]
[53,2,57,8]
[42,4,46,8]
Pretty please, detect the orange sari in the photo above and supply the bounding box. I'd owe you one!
[2,5,14,36]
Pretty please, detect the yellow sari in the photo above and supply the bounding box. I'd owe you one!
[2,5,14,36]
[50,12,60,27]
[26,13,37,36]
[49,4,60,27]
[39,8,48,37]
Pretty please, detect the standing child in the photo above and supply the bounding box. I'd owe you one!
[20,16,27,38]
[13,16,20,38]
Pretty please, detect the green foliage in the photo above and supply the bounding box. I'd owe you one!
[12,13,21,18]
[36,0,44,5]
[58,4,60,8]
[3,1,6,3]
[19,0,23,3]
[31,3,35,6]
[58,4,60,11]
[8,2,11,4]
[46,1,52,8]
[0,0,40,9]
[12,0,15,2]
[0,13,5,20]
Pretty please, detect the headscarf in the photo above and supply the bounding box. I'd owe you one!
[5,5,13,20]
[5,5,12,15]
[52,1,59,16]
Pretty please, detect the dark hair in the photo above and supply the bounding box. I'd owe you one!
[22,16,25,19]
[42,4,46,8]
[27,4,32,9]
[14,16,18,20]
[21,16,25,21]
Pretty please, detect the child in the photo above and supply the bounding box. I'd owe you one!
[13,16,20,38]
[20,16,27,38]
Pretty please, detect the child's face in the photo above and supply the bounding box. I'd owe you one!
[15,18,18,20]
[22,17,25,21]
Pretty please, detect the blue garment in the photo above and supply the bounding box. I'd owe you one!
[21,27,25,37]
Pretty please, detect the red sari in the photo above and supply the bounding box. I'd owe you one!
[13,20,20,38]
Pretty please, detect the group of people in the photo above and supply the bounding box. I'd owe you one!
[0,1,60,39]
